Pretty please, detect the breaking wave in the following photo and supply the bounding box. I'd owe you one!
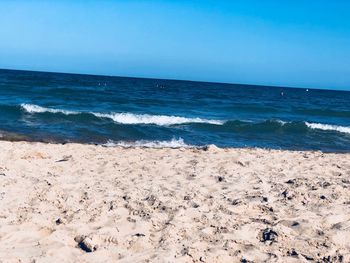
[19,104,350,135]
[305,122,350,134]
[93,112,224,126]
[21,103,78,115]
[21,104,224,126]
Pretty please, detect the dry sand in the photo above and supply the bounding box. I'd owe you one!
[0,141,349,263]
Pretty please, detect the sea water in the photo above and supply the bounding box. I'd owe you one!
[0,69,349,152]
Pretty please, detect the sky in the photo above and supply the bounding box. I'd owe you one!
[0,0,350,90]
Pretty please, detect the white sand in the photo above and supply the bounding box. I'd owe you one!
[0,141,349,262]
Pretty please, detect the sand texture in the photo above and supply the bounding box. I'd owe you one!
[0,141,350,262]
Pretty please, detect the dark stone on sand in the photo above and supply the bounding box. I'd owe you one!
[193,203,200,208]
[260,228,278,243]
[281,190,288,198]
[241,258,253,263]
[291,221,299,227]
[320,195,326,200]
[74,235,98,253]
[55,218,63,225]
[231,199,242,205]
[288,249,298,257]
[285,179,296,184]
[217,176,225,182]
[122,195,130,201]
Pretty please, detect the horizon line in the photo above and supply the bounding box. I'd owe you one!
[0,67,348,92]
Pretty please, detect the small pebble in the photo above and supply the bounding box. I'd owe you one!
[55,218,63,225]
[260,228,278,243]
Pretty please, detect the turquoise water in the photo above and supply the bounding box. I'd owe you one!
[0,69,349,152]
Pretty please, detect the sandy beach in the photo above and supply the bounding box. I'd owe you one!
[0,141,349,262]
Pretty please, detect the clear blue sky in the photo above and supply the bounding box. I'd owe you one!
[0,0,350,90]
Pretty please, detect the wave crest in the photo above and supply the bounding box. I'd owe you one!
[21,104,78,115]
[19,104,350,134]
[93,112,224,126]
[305,122,350,134]
[21,103,224,126]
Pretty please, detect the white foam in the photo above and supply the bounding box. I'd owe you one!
[21,103,224,126]
[93,112,224,126]
[275,119,287,125]
[21,104,78,115]
[103,138,193,148]
[305,122,350,134]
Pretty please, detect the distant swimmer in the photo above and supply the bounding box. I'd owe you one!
[280,91,284,96]
[306,89,309,91]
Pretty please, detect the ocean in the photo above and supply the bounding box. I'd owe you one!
[0,69,349,152]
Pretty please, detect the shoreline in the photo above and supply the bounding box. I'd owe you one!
[0,141,349,262]
[0,137,349,154]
